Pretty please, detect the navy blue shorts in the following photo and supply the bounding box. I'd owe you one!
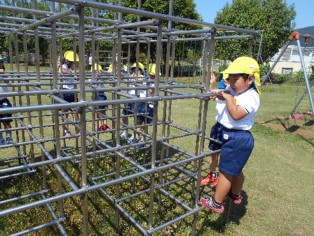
[208,122,223,151]
[58,91,76,112]
[123,102,153,124]
[219,126,254,176]
[123,103,135,115]
[97,92,108,110]
[137,103,154,124]
[0,98,13,123]
[62,92,76,103]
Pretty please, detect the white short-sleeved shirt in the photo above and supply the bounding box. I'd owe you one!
[216,87,260,130]
[0,76,8,100]
[0,87,9,100]
[61,64,75,90]
[128,74,146,97]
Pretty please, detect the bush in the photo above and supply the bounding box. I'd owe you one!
[269,73,293,84]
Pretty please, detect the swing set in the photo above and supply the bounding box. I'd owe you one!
[261,31,314,120]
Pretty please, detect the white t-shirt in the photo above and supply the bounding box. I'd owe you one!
[216,87,260,130]
[128,73,146,97]
[61,64,75,90]
[0,79,9,100]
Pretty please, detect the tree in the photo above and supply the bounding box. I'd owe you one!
[102,0,202,66]
[213,0,296,63]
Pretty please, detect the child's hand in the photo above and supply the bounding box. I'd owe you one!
[209,89,229,100]
[220,90,232,100]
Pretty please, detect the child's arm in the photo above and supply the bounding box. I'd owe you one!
[0,66,5,82]
[209,72,217,90]
[222,91,247,120]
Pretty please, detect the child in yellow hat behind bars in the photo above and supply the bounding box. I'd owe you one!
[199,56,261,214]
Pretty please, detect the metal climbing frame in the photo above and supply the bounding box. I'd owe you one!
[0,0,260,235]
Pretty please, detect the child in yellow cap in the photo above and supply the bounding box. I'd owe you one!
[59,51,80,137]
[200,71,232,188]
[90,63,110,131]
[120,62,145,144]
[200,56,261,214]
[0,56,14,145]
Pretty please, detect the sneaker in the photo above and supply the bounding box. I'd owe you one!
[200,172,219,187]
[64,130,72,137]
[228,192,243,205]
[99,124,110,131]
[0,138,5,146]
[5,137,13,145]
[200,196,224,214]
[120,130,127,140]
[127,135,134,145]
[210,176,219,189]
[136,137,145,150]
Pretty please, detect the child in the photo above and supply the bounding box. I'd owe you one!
[200,56,261,214]
[0,56,13,145]
[59,51,80,136]
[146,63,157,125]
[90,63,110,131]
[134,63,157,149]
[120,62,145,143]
[200,72,229,188]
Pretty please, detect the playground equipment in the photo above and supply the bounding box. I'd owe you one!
[262,31,314,118]
[0,0,260,235]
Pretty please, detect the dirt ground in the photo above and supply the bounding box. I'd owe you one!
[256,113,314,140]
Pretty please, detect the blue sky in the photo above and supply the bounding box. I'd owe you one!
[194,0,314,29]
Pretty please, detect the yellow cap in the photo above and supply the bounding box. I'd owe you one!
[130,62,144,71]
[64,51,79,62]
[223,56,261,93]
[91,63,102,72]
[148,63,156,75]
[222,73,228,79]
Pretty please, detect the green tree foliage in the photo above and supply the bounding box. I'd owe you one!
[102,0,202,64]
[214,0,296,62]
[105,0,201,30]
[0,0,51,64]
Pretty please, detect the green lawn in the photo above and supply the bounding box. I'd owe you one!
[0,79,313,235]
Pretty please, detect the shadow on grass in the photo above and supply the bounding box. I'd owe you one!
[304,120,314,126]
[286,125,300,132]
[197,191,248,234]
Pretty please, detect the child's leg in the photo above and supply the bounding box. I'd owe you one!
[63,113,69,130]
[4,121,12,137]
[100,111,105,126]
[0,121,3,140]
[213,171,233,203]
[3,121,13,144]
[3,121,12,130]
[135,118,144,140]
[231,171,244,196]
[209,153,219,173]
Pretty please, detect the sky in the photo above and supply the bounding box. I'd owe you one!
[194,0,314,29]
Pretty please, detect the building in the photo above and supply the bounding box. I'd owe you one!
[269,45,314,74]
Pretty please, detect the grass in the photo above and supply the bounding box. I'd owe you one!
[0,77,313,235]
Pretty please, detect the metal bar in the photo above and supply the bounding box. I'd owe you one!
[0,149,210,217]
[11,217,66,236]
[295,39,314,115]
[51,0,259,34]
[9,8,77,34]
[261,40,291,85]
[0,190,48,205]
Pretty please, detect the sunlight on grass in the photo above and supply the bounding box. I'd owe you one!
[0,80,313,235]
